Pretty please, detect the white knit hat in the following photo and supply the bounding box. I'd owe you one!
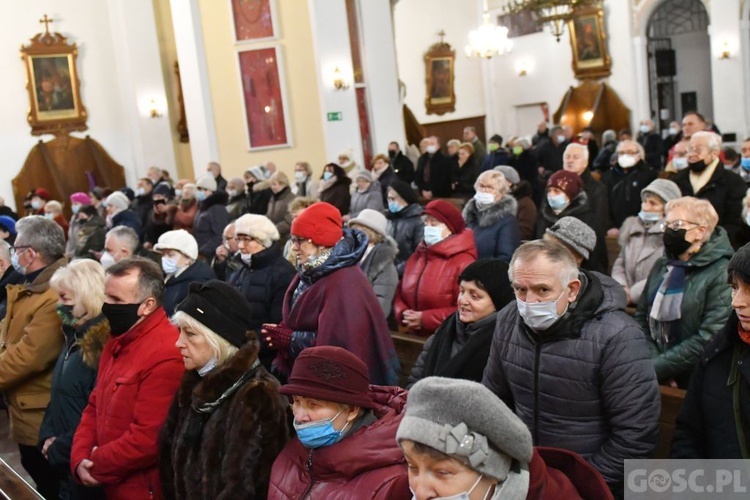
[105,192,130,211]
[196,174,217,192]
[348,208,387,238]
[235,214,279,248]
[153,229,199,260]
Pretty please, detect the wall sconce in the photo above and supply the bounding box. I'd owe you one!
[515,59,529,77]
[582,110,594,123]
[149,99,163,119]
[333,66,349,90]
[719,41,731,60]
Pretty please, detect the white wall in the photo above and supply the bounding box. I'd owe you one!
[672,30,713,118]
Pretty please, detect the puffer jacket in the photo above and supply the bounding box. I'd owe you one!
[360,238,399,317]
[268,386,410,500]
[163,260,216,317]
[611,215,665,305]
[463,195,520,261]
[193,191,230,259]
[393,230,478,336]
[386,203,424,276]
[482,271,660,489]
[635,227,734,387]
[349,181,384,218]
[111,209,143,239]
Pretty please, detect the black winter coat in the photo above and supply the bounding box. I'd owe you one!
[247,181,273,215]
[194,191,230,259]
[390,152,415,184]
[375,167,398,204]
[386,203,424,276]
[131,193,153,229]
[111,209,143,239]
[451,156,480,199]
[163,261,216,316]
[638,131,663,169]
[601,162,657,229]
[580,169,611,232]
[415,151,452,197]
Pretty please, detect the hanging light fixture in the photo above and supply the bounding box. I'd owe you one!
[465,0,513,59]
[503,0,598,42]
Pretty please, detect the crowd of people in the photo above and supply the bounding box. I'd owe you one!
[0,112,749,499]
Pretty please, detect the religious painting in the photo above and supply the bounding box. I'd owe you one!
[568,3,611,80]
[424,42,455,115]
[21,27,87,136]
[237,45,291,149]
[231,0,278,42]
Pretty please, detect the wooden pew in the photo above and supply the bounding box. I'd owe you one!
[0,458,43,499]
[654,385,686,459]
[391,331,426,388]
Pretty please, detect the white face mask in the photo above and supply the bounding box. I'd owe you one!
[227,189,238,198]
[424,225,446,246]
[517,289,568,331]
[618,154,637,169]
[426,145,437,154]
[100,251,116,270]
[556,134,567,144]
[639,124,650,134]
[240,252,253,264]
[295,171,307,182]
[474,192,495,206]
[410,474,488,500]
[668,127,679,136]
[672,157,688,171]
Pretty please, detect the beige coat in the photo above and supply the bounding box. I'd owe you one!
[0,258,66,445]
[611,216,665,305]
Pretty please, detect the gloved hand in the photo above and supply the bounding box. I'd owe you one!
[261,323,293,352]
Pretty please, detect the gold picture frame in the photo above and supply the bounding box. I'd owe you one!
[21,28,87,136]
[424,41,456,116]
[568,3,611,80]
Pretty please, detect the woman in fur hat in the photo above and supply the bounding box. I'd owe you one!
[159,280,289,499]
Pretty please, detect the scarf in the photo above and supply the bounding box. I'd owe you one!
[318,176,337,194]
[649,259,690,346]
[739,323,750,345]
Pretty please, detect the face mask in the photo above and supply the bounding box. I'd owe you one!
[663,227,693,259]
[618,154,637,169]
[426,145,437,154]
[161,257,179,275]
[102,302,143,336]
[487,143,499,152]
[424,225,446,246]
[547,193,568,211]
[227,189,238,198]
[639,211,661,224]
[688,159,708,173]
[474,192,495,206]
[175,189,183,198]
[11,249,30,275]
[725,164,736,170]
[388,150,397,159]
[293,409,348,449]
[100,251,116,270]
[513,145,523,156]
[409,474,486,500]
[388,201,403,213]
[135,187,145,197]
[669,127,679,136]
[240,253,252,265]
[639,125,650,134]
[72,205,80,215]
[517,289,567,331]
[31,200,42,210]
[44,213,55,220]
[741,158,750,171]
[323,171,333,181]
[56,304,79,327]
[672,157,688,171]
[745,214,750,227]
[196,190,207,202]
[556,134,567,144]
[295,171,307,182]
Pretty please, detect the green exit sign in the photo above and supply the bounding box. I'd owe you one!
[327,112,342,122]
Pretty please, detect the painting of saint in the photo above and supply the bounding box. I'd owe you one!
[32,56,75,113]
[430,58,452,101]
[574,16,602,62]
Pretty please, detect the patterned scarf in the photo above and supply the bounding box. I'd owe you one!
[649,259,690,345]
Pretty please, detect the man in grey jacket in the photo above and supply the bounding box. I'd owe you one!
[482,239,660,496]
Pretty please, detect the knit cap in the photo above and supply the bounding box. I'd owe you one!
[153,229,199,260]
[459,259,513,310]
[70,192,91,206]
[196,174,217,192]
[424,200,465,234]
[494,166,520,186]
[105,192,130,211]
[388,180,418,205]
[547,170,583,200]
[545,216,596,260]
[641,179,681,204]
[355,170,374,183]
[235,214,279,248]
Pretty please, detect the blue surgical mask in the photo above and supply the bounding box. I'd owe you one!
[672,157,688,171]
[293,410,349,449]
[639,125,650,134]
[517,290,568,331]
[11,249,29,275]
[424,225,446,246]
[409,474,485,500]
[638,211,661,224]
[161,257,179,275]
[388,201,403,213]
[323,171,333,181]
[175,189,183,198]
[196,190,207,202]
[741,158,750,171]
[71,204,80,215]
[44,213,55,220]
[547,193,568,211]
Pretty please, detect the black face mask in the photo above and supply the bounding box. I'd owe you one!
[663,227,693,259]
[388,150,397,159]
[688,159,708,173]
[102,302,143,336]
[56,304,78,328]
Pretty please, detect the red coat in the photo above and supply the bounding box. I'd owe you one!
[529,447,613,500]
[70,308,184,500]
[268,386,410,500]
[393,230,477,336]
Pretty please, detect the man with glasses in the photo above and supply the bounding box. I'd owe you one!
[0,216,67,498]
[211,222,240,281]
[673,131,746,247]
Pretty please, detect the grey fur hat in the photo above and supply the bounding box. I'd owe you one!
[545,216,596,260]
[396,377,533,482]
[641,179,681,204]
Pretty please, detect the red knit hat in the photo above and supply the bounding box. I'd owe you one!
[33,188,51,200]
[279,346,375,409]
[290,202,343,247]
[547,170,583,200]
[424,200,465,234]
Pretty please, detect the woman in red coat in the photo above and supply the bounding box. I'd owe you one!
[269,346,410,499]
[393,200,477,336]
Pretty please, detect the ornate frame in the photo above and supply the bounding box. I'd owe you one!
[568,3,612,80]
[21,29,87,136]
[424,42,456,116]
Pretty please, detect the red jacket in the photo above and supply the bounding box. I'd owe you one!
[70,308,184,500]
[529,447,613,500]
[393,230,477,336]
[268,386,410,500]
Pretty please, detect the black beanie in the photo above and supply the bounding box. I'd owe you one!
[153,182,175,199]
[389,179,418,205]
[729,243,750,283]
[459,259,514,310]
[175,280,254,347]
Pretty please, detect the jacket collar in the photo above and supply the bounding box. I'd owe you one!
[25,257,67,294]
[110,307,170,356]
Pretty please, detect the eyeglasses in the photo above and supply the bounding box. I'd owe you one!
[9,245,31,256]
[235,235,259,245]
[290,236,311,247]
[618,150,640,156]
[153,199,167,206]
[661,219,700,231]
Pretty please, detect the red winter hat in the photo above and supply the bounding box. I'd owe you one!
[34,188,51,200]
[547,170,583,201]
[279,346,376,409]
[291,202,343,247]
[424,200,465,234]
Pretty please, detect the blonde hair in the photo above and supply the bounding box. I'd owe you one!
[50,259,106,321]
[269,171,290,187]
[665,196,719,240]
[447,139,461,149]
[289,196,318,215]
[371,154,389,168]
[171,311,239,365]
[45,200,63,214]
[474,170,508,196]
[459,142,475,155]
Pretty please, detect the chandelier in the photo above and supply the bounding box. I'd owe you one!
[465,1,513,58]
[503,0,598,42]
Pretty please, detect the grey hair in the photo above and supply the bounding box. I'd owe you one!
[106,257,165,305]
[107,226,139,254]
[474,170,509,196]
[45,200,63,213]
[0,240,10,263]
[508,240,579,286]
[602,129,616,143]
[692,131,722,152]
[565,142,589,162]
[447,139,461,149]
[16,216,65,264]
[617,140,646,159]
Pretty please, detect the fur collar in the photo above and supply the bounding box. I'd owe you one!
[463,195,518,228]
[252,180,271,193]
[78,315,111,368]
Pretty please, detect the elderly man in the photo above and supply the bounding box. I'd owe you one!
[207,161,228,192]
[601,140,657,232]
[482,240,660,495]
[463,126,486,166]
[212,222,241,281]
[0,216,67,498]
[536,125,570,174]
[387,141,415,184]
[415,136,452,199]
[637,118,663,169]
[71,257,184,499]
[99,226,140,269]
[673,131,745,247]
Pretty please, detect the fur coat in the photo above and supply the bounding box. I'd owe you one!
[159,334,290,500]
[463,195,520,261]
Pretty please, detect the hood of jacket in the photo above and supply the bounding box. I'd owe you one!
[363,238,398,280]
[302,228,368,283]
[463,195,518,228]
[199,190,229,211]
[680,226,734,269]
[75,314,111,369]
[512,180,533,200]
[386,202,423,220]
[168,260,216,286]
[416,229,477,260]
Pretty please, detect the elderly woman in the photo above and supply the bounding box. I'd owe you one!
[225,177,248,220]
[66,193,92,257]
[394,200,478,337]
[39,260,110,500]
[347,171,383,220]
[282,197,318,265]
[262,202,399,386]
[193,175,230,259]
[154,229,216,316]
[291,162,319,197]
[318,163,352,215]
[451,142,480,199]
[407,259,513,388]
[269,346,410,499]
[636,197,734,388]
[398,377,612,500]
[159,280,289,499]
[462,170,520,261]
[265,172,295,239]
[348,209,399,317]
[45,200,70,238]
[612,179,681,305]
[371,153,397,203]
[143,183,177,249]
[385,180,424,276]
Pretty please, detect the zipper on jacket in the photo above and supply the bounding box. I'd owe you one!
[532,344,541,445]
[301,448,315,499]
